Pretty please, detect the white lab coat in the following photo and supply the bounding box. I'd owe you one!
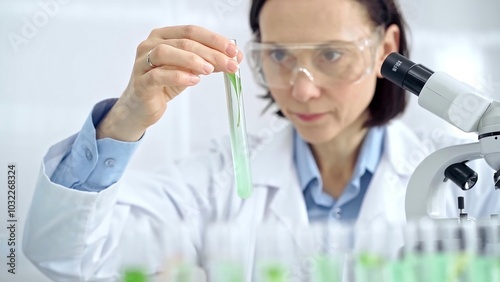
[23,120,500,282]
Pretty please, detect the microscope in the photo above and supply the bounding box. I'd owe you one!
[381,53,500,220]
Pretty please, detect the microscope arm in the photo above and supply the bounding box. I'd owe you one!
[405,141,482,220]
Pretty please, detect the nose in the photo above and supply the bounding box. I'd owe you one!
[290,67,321,102]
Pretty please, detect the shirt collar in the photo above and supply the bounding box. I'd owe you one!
[293,126,385,192]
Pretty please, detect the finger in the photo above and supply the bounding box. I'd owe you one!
[150,25,239,58]
[166,39,240,73]
[236,49,244,64]
[138,44,215,75]
[139,68,201,92]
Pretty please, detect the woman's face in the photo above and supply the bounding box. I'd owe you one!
[259,0,383,144]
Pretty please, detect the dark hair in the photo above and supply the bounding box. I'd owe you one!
[249,0,409,127]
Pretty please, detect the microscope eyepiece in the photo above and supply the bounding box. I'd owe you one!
[381,52,434,96]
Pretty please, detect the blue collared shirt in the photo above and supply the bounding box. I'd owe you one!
[51,99,140,191]
[293,126,385,223]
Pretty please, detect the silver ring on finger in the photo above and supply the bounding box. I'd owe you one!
[147,50,157,68]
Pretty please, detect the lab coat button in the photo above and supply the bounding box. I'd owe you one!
[105,158,115,167]
[85,149,93,161]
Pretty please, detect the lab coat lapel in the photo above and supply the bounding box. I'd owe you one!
[250,122,309,227]
[267,169,310,228]
[357,122,415,224]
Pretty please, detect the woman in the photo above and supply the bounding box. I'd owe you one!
[23,0,497,281]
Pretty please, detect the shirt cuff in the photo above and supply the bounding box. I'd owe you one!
[50,99,141,192]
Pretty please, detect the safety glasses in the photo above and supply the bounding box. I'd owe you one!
[245,26,385,89]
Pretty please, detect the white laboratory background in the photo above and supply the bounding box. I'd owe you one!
[0,0,499,281]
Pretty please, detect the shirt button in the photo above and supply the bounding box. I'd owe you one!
[85,148,93,161]
[334,208,342,219]
[104,158,115,167]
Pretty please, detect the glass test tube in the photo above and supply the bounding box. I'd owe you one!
[309,223,347,282]
[157,224,198,282]
[204,222,248,282]
[254,223,294,282]
[400,221,420,282]
[466,222,498,282]
[223,39,253,199]
[354,222,387,282]
[419,218,452,282]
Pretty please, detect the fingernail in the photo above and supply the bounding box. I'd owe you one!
[226,44,237,57]
[203,63,214,74]
[190,75,200,84]
[227,60,239,73]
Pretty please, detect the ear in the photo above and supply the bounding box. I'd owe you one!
[375,24,400,78]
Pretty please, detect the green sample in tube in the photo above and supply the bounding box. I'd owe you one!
[386,260,406,282]
[123,268,148,282]
[400,253,420,282]
[174,264,192,282]
[448,252,471,281]
[356,252,385,282]
[468,256,495,282]
[423,253,451,282]
[260,262,288,282]
[494,259,500,282]
[386,255,420,282]
[214,261,245,282]
[312,255,340,282]
[224,40,253,199]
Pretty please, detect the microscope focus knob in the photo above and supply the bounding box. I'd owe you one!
[494,170,500,190]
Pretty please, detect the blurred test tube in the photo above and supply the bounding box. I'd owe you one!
[204,222,250,282]
[254,222,295,282]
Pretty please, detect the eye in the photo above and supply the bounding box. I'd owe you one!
[319,49,341,62]
[268,48,289,63]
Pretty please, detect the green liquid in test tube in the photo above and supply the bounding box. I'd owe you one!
[448,252,471,281]
[224,39,253,199]
[174,264,192,282]
[401,253,420,282]
[215,261,245,282]
[260,263,287,282]
[386,259,406,282]
[123,268,148,282]
[494,259,500,281]
[468,256,495,282]
[312,255,340,282]
[423,253,451,282]
[386,255,419,282]
[356,252,385,282]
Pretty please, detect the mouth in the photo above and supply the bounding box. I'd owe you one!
[294,112,327,122]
